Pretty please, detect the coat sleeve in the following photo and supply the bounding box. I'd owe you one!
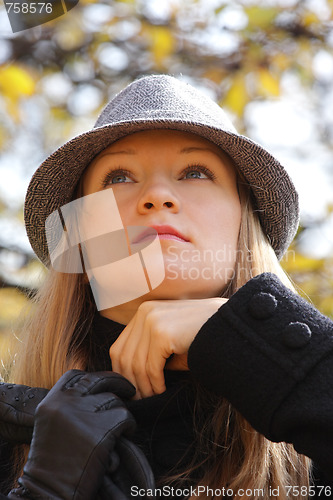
[187,272,333,478]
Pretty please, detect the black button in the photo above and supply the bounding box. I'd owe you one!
[281,322,312,348]
[248,292,278,319]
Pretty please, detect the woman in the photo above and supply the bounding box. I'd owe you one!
[1,75,333,498]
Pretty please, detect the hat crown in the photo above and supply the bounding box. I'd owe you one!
[94,75,237,133]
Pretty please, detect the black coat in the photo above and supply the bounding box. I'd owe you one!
[1,273,333,496]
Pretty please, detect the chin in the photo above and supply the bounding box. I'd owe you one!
[142,278,223,301]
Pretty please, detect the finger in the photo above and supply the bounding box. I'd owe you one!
[145,337,167,395]
[116,436,156,490]
[131,324,156,399]
[133,354,155,399]
[60,370,135,400]
[110,320,143,394]
[111,313,155,399]
[132,390,142,401]
[146,358,166,395]
[109,323,132,375]
[120,319,155,399]
[50,369,85,394]
[82,372,136,399]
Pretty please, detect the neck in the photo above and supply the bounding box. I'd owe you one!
[99,297,143,324]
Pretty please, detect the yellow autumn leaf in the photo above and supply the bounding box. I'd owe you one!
[257,68,280,97]
[222,75,248,117]
[244,6,279,29]
[303,11,320,27]
[0,65,35,100]
[147,26,174,68]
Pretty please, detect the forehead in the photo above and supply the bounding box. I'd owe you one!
[92,129,231,160]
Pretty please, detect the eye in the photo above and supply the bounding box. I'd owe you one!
[181,165,216,181]
[185,170,207,179]
[101,168,133,187]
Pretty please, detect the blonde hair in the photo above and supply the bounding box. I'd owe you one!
[8,180,310,497]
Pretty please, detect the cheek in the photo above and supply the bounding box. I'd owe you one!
[222,198,242,237]
[197,193,241,240]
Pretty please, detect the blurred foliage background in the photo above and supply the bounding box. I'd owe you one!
[0,0,333,366]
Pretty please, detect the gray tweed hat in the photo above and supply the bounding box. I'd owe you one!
[25,74,299,265]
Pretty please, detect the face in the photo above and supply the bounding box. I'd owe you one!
[82,129,241,321]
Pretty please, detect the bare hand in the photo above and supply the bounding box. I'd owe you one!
[109,298,227,399]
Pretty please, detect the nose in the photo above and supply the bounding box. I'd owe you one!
[137,179,180,213]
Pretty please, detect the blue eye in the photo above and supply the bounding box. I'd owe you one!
[184,170,208,179]
[102,169,132,187]
[111,174,129,184]
[182,165,216,181]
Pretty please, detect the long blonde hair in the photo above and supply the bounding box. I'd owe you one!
[9,179,310,497]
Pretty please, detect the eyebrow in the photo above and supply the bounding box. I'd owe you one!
[180,146,223,159]
[98,149,136,158]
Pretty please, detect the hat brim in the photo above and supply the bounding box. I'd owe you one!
[24,119,299,265]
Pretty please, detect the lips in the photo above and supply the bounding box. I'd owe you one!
[132,225,189,244]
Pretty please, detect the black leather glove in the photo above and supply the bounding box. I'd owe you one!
[8,370,137,500]
[98,437,156,500]
[0,381,48,444]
